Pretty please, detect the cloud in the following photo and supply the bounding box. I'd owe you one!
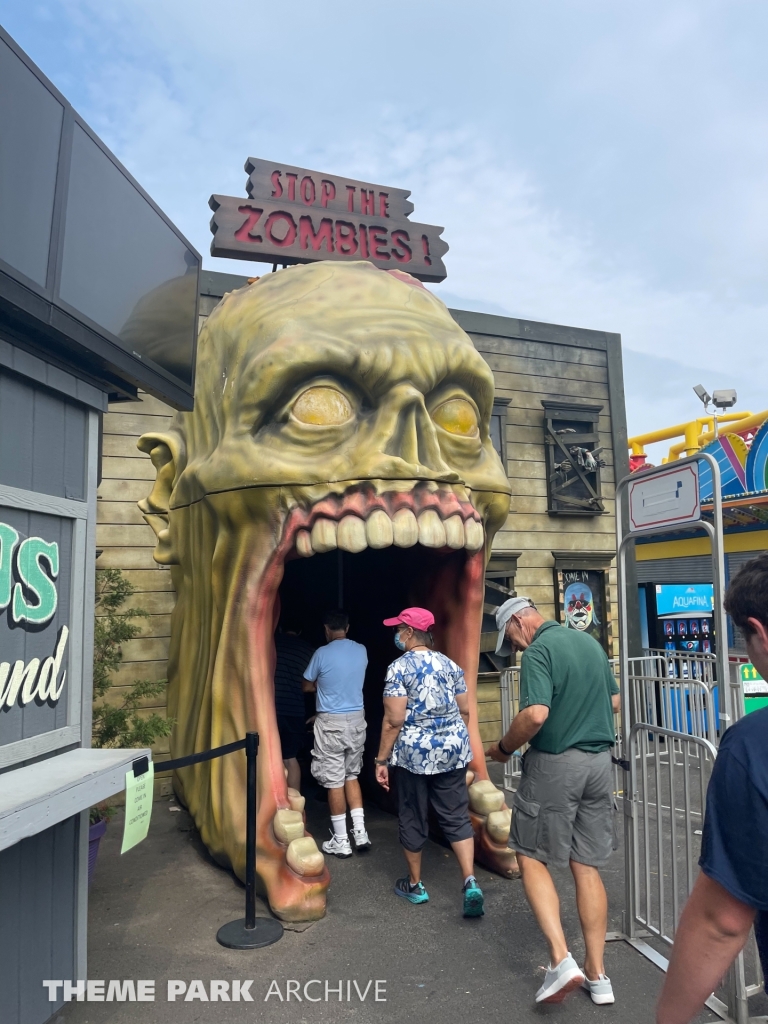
[5,0,767,439]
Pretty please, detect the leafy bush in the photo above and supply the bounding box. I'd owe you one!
[91,568,174,750]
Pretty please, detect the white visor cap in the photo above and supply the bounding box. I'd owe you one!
[495,596,536,654]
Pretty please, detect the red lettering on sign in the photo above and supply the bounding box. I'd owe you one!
[370,226,390,260]
[346,185,356,211]
[378,192,389,218]
[421,234,432,266]
[335,221,358,255]
[391,229,412,263]
[300,176,316,206]
[286,173,298,202]
[234,205,264,242]
[265,210,297,247]
[270,171,283,199]
[360,189,374,216]
[321,180,336,208]
[300,216,334,252]
[359,224,369,259]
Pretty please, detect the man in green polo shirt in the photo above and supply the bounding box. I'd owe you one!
[486,597,620,1008]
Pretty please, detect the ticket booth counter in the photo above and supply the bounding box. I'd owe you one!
[0,26,199,1024]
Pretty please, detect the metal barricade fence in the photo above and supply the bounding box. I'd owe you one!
[628,650,719,748]
[626,723,716,946]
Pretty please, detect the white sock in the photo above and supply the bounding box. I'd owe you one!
[464,874,476,886]
[330,813,347,839]
[350,807,366,832]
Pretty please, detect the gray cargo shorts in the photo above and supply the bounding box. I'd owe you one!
[311,711,366,789]
[510,746,613,868]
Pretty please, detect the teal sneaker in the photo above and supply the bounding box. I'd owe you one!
[463,876,485,917]
[394,877,429,904]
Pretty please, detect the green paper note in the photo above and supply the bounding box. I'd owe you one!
[121,761,155,854]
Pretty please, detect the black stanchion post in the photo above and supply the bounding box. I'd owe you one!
[216,732,283,949]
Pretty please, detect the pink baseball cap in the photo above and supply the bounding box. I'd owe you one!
[382,607,435,631]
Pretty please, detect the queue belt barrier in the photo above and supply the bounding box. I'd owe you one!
[132,732,283,950]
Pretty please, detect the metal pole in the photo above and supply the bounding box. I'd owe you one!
[245,731,258,930]
[216,732,283,950]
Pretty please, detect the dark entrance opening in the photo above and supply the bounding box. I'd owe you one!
[276,545,470,801]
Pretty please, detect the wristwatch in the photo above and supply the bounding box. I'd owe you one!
[497,737,513,757]
[374,757,389,766]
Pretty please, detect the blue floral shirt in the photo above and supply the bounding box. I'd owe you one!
[383,650,472,775]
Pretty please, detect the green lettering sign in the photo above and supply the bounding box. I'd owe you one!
[0,523,19,611]
[12,536,59,625]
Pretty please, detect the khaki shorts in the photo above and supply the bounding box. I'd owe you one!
[510,746,614,868]
[311,711,366,789]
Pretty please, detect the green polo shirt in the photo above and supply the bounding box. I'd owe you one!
[519,620,619,754]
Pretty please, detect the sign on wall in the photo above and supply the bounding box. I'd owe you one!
[556,568,610,654]
[0,510,71,745]
[209,157,449,282]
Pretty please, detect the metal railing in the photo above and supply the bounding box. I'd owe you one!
[628,650,719,747]
[626,723,716,944]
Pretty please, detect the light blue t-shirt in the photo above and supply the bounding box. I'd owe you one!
[303,638,368,714]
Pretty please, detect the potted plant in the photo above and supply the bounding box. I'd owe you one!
[88,569,174,883]
[88,802,114,887]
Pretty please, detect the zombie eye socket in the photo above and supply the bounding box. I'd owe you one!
[432,398,479,437]
[291,386,353,426]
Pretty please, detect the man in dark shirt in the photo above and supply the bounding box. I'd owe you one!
[657,552,768,1024]
[487,596,620,1007]
[274,624,314,792]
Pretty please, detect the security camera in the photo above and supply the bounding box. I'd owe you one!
[693,384,712,406]
[712,389,738,410]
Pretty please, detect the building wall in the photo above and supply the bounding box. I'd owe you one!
[95,279,628,766]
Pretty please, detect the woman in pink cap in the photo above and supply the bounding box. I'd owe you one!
[374,607,483,917]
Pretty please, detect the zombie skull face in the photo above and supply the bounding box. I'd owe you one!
[138,261,513,920]
[565,583,594,631]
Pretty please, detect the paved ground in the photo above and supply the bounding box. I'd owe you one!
[53,768,720,1024]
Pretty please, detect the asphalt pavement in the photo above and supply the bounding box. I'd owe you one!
[51,766,720,1024]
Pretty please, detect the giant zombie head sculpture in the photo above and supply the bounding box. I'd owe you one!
[138,261,514,921]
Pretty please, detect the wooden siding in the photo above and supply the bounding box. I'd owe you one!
[95,289,622,787]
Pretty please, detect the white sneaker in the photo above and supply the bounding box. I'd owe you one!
[582,973,615,1005]
[322,833,352,857]
[351,827,371,850]
[535,954,585,1004]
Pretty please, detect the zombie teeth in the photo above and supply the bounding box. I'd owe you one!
[365,509,393,549]
[294,508,485,556]
[417,509,445,548]
[310,517,337,552]
[444,514,465,550]
[464,519,484,551]
[337,515,367,553]
[392,507,419,547]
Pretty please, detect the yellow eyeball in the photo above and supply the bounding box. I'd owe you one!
[292,386,353,426]
[432,398,479,437]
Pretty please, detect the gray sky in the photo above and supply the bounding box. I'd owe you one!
[6,1,767,459]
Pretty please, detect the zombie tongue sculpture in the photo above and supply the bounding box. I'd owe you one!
[137,260,514,921]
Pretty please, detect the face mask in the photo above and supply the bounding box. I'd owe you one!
[394,631,407,651]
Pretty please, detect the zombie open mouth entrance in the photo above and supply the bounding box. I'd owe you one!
[276,543,479,798]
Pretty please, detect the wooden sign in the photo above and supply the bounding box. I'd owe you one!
[209,158,448,282]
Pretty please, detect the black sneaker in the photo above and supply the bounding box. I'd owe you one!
[394,877,429,904]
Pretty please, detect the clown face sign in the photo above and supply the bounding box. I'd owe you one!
[564,582,595,631]
[558,568,608,652]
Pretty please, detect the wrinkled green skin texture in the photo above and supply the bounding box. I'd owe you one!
[138,262,515,921]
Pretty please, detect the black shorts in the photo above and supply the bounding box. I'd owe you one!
[394,765,474,852]
[277,714,307,760]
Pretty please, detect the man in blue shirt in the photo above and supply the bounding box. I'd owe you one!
[303,609,369,857]
[657,552,768,1024]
